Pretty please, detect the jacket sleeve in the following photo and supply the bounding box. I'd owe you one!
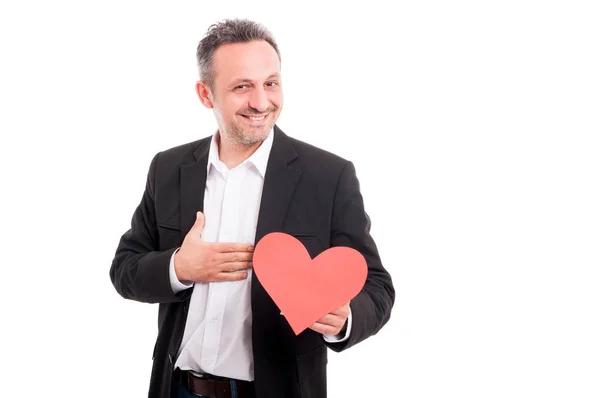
[324,160,395,352]
[109,152,189,304]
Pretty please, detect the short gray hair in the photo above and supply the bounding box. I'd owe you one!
[196,18,281,91]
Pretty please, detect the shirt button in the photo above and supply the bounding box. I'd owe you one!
[212,317,219,322]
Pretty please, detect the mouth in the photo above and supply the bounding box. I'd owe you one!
[240,113,269,123]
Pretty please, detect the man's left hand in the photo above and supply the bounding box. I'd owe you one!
[308,301,351,336]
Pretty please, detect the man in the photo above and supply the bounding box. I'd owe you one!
[110,18,395,398]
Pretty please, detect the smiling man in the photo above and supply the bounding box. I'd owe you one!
[196,39,282,167]
[110,18,395,398]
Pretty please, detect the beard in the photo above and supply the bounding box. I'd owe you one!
[215,106,279,147]
[230,118,273,145]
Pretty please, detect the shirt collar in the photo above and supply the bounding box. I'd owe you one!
[206,128,274,178]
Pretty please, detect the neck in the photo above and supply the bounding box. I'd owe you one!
[217,133,263,169]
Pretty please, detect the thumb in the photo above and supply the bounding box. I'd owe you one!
[190,211,206,236]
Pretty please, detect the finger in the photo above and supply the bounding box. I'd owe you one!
[188,211,206,237]
[314,313,345,328]
[218,261,252,272]
[217,251,254,263]
[214,242,254,253]
[212,271,249,282]
[308,322,339,336]
[330,303,351,317]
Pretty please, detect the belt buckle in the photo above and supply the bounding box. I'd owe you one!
[183,370,217,398]
[188,370,210,379]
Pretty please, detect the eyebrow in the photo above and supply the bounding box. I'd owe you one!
[230,73,281,85]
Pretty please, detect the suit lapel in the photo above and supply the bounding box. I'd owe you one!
[251,127,302,383]
[180,138,211,239]
[178,127,300,241]
[254,125,302,243]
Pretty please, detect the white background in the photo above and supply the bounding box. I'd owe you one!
[1,1,599,397]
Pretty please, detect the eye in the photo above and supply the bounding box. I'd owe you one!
[233,84,250,92]
[266,81,279,87]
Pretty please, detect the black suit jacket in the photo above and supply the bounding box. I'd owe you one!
[110,126,395,398]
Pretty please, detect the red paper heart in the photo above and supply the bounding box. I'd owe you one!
[253,232,367,335]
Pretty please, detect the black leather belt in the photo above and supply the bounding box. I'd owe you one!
[174,369,255,398]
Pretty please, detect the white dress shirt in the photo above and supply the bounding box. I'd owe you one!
[168,129,351,381]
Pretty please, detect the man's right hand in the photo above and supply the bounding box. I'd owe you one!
[173,211,254,283]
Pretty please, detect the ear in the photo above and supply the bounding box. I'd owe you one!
[196,81,214,109]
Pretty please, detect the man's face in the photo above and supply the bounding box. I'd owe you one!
[198,40,283,147]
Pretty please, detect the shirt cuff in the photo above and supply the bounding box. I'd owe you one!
[322,308,352,343]
[169,248,194,293]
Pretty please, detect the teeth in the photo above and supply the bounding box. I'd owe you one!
[246,115,266,121]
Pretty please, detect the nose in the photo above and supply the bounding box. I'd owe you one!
[248,86,270,113]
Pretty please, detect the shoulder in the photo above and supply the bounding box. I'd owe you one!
[158,136,211,161]
[286,134,350,173]
[274,127,359,193]
[148,136,211,170]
